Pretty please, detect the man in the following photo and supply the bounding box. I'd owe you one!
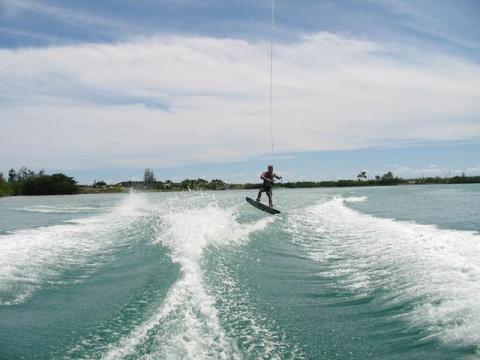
[256,165,282,207]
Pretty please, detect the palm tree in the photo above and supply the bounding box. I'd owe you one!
[357,170,367,181]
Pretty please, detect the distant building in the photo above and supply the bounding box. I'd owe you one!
[116,181,146,187]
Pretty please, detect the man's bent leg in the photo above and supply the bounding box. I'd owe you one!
[256,189,262,201]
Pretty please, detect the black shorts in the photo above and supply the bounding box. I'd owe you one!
[260,185,272,193]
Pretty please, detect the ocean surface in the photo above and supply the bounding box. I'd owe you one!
[0,185,479,359]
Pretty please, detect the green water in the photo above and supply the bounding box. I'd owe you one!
[1,185,479,359]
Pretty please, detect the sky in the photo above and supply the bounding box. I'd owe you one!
[0,0,479,184]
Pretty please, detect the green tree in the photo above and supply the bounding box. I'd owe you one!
[381,171,394,180]
[94,180,107,187]
[208,179,227,190]
[16,167,30,181]
[22,173,78,195]
[144,168,156,186]
[196,178,209,189]
[8,169,16,183]
[378,171,402,185]
[181,179,193,190]
[357,170,367,181]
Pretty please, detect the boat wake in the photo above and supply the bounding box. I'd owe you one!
[289,196,480,349]
[99,197,290,359]
[0,193,149,305]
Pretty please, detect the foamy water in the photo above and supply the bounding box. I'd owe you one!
[102,201,276,360]
[291,196,480,348]
[0,193,148,305]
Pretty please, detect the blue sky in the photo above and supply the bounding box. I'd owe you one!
[0,0,479,184]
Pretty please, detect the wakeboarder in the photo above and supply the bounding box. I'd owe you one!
[256,165,282,208]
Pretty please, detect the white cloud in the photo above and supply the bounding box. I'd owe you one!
[1,33,479,169]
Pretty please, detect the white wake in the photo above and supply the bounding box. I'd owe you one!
[0,193,149,305]
[290,196,480,349]
[101,199,273,360]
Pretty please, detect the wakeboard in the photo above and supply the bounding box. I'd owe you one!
[246,197,281,214]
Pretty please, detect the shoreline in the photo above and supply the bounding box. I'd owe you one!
[2,177,479,198]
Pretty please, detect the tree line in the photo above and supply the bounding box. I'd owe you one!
[2,167,479,198]
[0,167,78,196]
[135,169,479,190]
[138,168,228,191]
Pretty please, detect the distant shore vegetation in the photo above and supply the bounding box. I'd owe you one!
[0,167,78,197]
[83,169,480,193]
[1,167,480,198]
